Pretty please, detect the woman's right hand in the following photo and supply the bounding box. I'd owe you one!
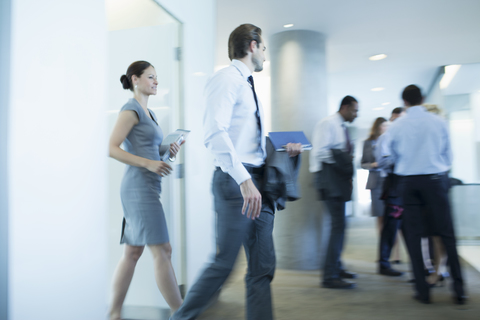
[146,160,172,177]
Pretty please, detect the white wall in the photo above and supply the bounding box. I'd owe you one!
[8,1,108,319]
[155,0,217,288]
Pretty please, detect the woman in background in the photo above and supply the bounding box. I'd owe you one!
[361,117,388,232]
[108,61,183,319]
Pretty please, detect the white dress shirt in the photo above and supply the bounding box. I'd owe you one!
[379,105,452,176]
[309,112,351,172]
[203,59,266,185]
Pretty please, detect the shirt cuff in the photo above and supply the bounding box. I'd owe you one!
[228,162,251,185]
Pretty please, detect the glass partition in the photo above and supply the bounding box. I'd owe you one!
[429,62,480,241]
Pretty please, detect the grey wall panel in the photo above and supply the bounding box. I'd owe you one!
[0,0,11,318]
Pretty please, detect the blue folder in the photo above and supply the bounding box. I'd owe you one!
[268,131,312,151]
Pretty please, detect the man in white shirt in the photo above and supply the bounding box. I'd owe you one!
[310,96,359,289]
[171,24,301,320]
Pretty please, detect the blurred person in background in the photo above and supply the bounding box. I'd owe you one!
[310,96,359,289]
[380,85,466,304]
[375,108,405,277]
[361,117,388,233]
[422,104,449,287]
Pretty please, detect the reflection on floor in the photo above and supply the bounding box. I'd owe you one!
[122,306,170,320]
[458,245,480,273]
[124,217,480,320]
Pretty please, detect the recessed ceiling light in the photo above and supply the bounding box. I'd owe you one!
[369,54,387,61]
[440,64,461,89]
[283,24,294,28]
[372,107,385,111]
[371,87,385,92]
[382,102,391,106]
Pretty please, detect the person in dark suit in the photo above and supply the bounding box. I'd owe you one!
[380,85,466,304]
[310,96,359,289]
[361,117,388,232]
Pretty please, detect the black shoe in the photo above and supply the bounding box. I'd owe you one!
[379,268,404,277]
[339,270,357,279]
[390,260,402,264]
[322,278,356,289]
[413,294,431,304]
[454,295,467,305]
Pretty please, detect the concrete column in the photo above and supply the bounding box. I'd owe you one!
[270,30,329,270]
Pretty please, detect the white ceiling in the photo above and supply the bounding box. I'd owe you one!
[216,0,480,128]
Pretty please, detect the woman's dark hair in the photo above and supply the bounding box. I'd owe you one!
[367,117,387,141]
[228,24,262,61]
[120,61,153,91]
[391,107,405,115]
[402,85,423,106]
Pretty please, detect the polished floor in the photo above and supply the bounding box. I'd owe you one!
[124,217,480,320]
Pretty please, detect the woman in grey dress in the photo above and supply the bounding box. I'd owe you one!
[361,117,387,232]
[108,61,183,320]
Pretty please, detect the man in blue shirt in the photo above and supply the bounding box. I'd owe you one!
[381,85,466,305]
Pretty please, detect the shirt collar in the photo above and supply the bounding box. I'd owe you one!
[406,105,427,115]
[336,112,347,125]
[231,59,252,80]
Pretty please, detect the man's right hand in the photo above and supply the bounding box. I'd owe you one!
[240,178,262,220]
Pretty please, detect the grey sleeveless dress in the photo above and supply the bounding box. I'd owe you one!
[119,98,169,245]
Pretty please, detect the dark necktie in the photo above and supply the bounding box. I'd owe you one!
[247,75,262,135]
[343,124,352,154]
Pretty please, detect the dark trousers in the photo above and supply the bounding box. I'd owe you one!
[378,206,403,270]
[172,167,275,320]
[323,198,346,280]
[401,173,464,299]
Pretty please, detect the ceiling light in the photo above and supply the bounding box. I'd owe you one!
[382,102,391,106]
[440,64,461,89]
[372,107,384,111]
[369,54,387,61]
[371,87,384,92]
[283,24,294,28]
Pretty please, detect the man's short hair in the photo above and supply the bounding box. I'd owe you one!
[228,24,262,61]
[391,107,405,115]
[402,85,423,106]
[338,95,358,111]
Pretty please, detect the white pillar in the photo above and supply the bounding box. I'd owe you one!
[270,30,329,270]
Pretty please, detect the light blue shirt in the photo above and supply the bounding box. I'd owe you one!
[375,130,394,177]
[379,106,452,176]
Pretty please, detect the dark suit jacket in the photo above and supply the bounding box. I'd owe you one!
[263,137,302,211]
[315,149,353,202]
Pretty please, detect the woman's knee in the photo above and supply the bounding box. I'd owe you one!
[150,243,173,260]
[125,245,145,262]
